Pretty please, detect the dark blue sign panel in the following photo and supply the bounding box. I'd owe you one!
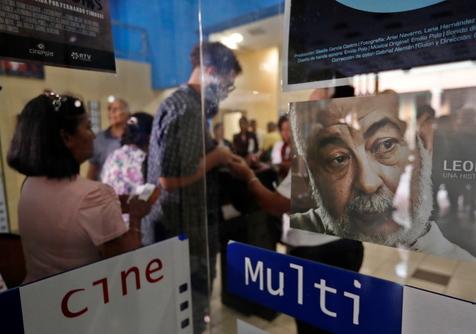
[0,288,24,334]
[286,0,476,87]
[228,242,403,334]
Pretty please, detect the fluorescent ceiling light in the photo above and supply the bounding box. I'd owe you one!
[220,32,244,50]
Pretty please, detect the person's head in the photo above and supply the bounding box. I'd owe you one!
[296,93,432,246]
[331,85,355,99]
[190,42,242,116]
[267,121,277,133]
[8,92,94,178]
[278,115,291,144]
[239,116,249,133]
[416,105,435,123]
[107,97,129,128]
[309,88,330,101]
[121,112,154,151]
[249,119,257,133]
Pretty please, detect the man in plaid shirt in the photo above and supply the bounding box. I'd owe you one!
[142,42,242,333]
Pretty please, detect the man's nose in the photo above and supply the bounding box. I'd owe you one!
[355,155,383,194]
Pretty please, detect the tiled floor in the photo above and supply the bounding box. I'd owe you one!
[209,242,476,334]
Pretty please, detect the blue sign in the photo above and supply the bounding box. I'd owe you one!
[0,288,24,334]
[336,0,446,13]
[227,242,403,334]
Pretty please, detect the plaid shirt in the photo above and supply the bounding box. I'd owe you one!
[142,85,219,252]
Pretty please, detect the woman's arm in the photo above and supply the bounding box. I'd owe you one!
[99,196,150,258]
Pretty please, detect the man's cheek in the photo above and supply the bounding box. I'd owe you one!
[381,165,406,194]
[317,176,352,218]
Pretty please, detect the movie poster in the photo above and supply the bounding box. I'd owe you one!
[0,60,44,78]
[284,0,476,90]
[0,0,115,72]
[289,92,476,261]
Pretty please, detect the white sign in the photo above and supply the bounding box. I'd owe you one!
[402,286,476,334]
[237,319,270,334]
[19,237,192,334]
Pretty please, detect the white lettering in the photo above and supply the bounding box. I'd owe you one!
[314,279,337,318]
[266,268,284,296]
[245,257,264,290]
[289,263,304,305]
[343,280,362,325]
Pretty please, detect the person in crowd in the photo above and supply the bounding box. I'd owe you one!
[452,108,476,215]
[7,93,150,284]
[101,112,154,196]
[142,42,242,333]
[233,116,259,158]
[261,121,281,152]
[87,97,130,180]
[249,119,264,149]
[290,92,474,260]
[212,122,233,150]
[432,115,455,214]
[271,115,292,178]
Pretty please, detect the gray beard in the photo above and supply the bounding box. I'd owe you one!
[309,137,433,247]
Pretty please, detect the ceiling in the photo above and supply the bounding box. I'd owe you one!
[209,15,284,51]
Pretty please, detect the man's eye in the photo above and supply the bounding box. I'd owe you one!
[328,153,350,168]
[374,138,398,155]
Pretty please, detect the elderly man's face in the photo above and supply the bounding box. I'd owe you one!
[307,96,412,241]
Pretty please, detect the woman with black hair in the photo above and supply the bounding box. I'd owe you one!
[7,93,149,283]
[101,112,154,196]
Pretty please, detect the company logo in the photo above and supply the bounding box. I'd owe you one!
[336,0,446,13]
[29,42,54,57]
[71,51,92,62]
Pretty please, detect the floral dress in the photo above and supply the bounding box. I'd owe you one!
[101,145,146,195]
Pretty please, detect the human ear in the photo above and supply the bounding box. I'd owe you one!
[60,129,73,149]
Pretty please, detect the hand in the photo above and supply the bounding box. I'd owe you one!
[227,155,255,181]
[215,146,234,165]
[206,146,234,170]
[128,195,152,220]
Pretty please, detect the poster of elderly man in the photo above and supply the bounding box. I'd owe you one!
[290,92,475,261]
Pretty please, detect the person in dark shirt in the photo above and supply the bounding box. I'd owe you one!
[232,116,259,157]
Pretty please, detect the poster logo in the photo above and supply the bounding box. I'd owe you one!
[28,43,54,57]
[335,0,446,13]
[71,51,92,62]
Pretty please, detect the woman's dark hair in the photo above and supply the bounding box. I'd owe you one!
[278,115,289,131]
[121,112,154,148]
[7,93,86,179]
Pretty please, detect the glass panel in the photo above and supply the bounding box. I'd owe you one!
[199,1,476,333]
[0,1,210,333]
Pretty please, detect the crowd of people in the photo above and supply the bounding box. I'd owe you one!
[6,39,334,333]
[8,40,475,334]
[214,114,292,179]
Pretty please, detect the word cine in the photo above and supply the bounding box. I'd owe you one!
[245,257,361,325]
[61,258,163,318]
